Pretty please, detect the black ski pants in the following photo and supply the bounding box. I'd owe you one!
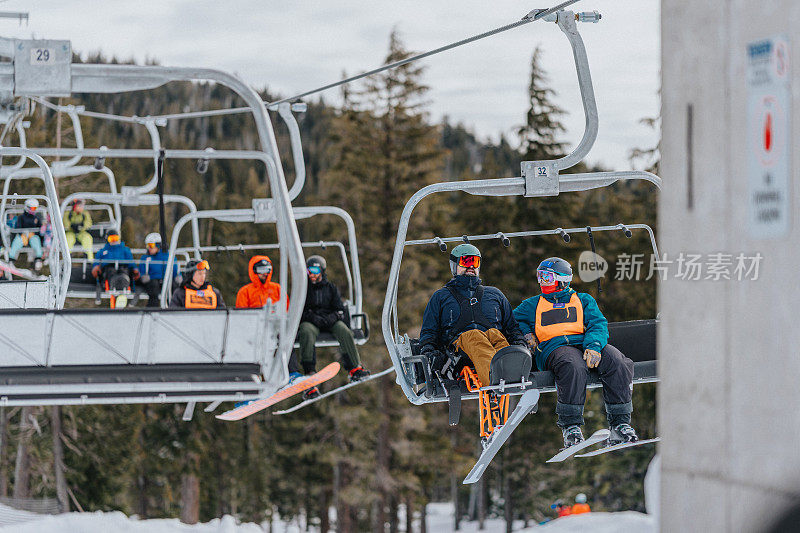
[545,343,634,427]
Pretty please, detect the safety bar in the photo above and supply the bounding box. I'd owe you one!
[60,191,201,257]
[0,148,70,308]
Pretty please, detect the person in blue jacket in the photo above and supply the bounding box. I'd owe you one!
[91,230,137,296]
[419,243,527,387]
[513,257,637,448]
[137,232,178,307]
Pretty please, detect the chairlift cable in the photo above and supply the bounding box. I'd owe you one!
[267,0,584,106]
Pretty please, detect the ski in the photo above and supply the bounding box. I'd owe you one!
[0,260,46,281]
[463,388,540,485]
[273,367,395,415]
[575,437,661,458]
[545,429,611,463]
[216,362,340,421]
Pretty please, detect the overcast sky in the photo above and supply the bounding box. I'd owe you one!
[3,0,659,170]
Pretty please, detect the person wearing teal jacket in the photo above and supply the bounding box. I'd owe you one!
[513,257,638,449]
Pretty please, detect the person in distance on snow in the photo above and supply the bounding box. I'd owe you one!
[513,257,638,448]
[419,243,528,387]
[296,255,369,400]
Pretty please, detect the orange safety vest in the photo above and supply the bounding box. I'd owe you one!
[184,285,218,309]
[534,292,584,342]
[571,503,591,514]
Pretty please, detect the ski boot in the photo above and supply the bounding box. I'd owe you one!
[608,423,639,444]
[33,258,43,272]
[348,366,370,383]
[303,387,320,401]
[561,424,585,448]
[288,371,303,385]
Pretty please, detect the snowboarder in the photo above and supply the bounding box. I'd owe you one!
[92,230,137,307]
[136,232,178,307]
[169,259,225,309]
[235,255,282,308]
[513,257,638,449]
[297,255,369,400]
[8,198,45,272]
[419,243,528,387]
[551,500,572,518]
[63,198,94,260]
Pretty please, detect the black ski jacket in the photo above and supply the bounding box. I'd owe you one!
[301,275,349,330]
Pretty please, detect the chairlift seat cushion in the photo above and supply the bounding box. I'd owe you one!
[489,345,532,386]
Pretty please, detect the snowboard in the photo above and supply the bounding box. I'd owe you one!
[575,437,660,458]
[216,362,340,421]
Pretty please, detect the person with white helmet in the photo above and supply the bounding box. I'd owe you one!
[8,198,45,272]
[419,244,528,387]
[136,232,178,307]
[513,257,638,449]
[63,198,94,260]
[571,493,591,514]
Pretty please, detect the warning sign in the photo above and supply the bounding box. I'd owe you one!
[747,35,791,238]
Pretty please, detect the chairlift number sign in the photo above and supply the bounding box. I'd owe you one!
[30,48,55,65]
[746,34,791,239]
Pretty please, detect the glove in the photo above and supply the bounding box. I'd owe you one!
[422,345,447,374]
[91,265,101,278]
[71,224,81,233]
[132,270,141,281]
[140,274,150,284]
[318,312,339,330]
[583,348,602,369]
[523,333,538,350]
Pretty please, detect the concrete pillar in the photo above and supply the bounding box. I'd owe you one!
[660,1,800,531]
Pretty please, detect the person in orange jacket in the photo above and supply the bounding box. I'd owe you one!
[236,255,282,308]
[571,493,591,514]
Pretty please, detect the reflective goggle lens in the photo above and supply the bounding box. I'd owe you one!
[537,270,555,284]
[146,242,158,249]
[255,262,272,274]
[107,234,120,243]
[307,266,322,275]
[457,255,480,268]
[197,260,210,271]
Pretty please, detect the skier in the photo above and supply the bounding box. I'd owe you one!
[136,232,178,307]
[8,198,45,272]
[297,255,369,400]
[169,259,225,309]
[91,230,137,307]
[63,198,94,260]
[571,493,591,514]
[419,244,528,387]
[513,257,637,449]
[235,255,282,308]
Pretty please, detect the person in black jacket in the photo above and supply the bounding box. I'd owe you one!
[419,244,528,386]
[169,259,225,309]
[297,255,369,398]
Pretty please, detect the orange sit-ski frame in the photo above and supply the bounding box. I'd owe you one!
[461,367,509,438]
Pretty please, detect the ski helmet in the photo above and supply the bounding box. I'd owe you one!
[536,257,572,290]
[449,243,481,276]
[106,229,121,244]
[575,493,587,504]
[144,232,162,249]
[72,198,85,211]
[184,259,210,280]
[24,198,39,214]
[253,258,272,276]
[306,255,326,276]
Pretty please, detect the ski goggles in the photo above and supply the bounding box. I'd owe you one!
[195,260,210,271]
[146,242,158,249]
[107,234,120,244]
[254,261,272,275]
[537,269,572,285]
[455,255,481,269]
[307,266,322,276]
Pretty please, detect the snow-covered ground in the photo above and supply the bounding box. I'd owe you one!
[0,503,654,533]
